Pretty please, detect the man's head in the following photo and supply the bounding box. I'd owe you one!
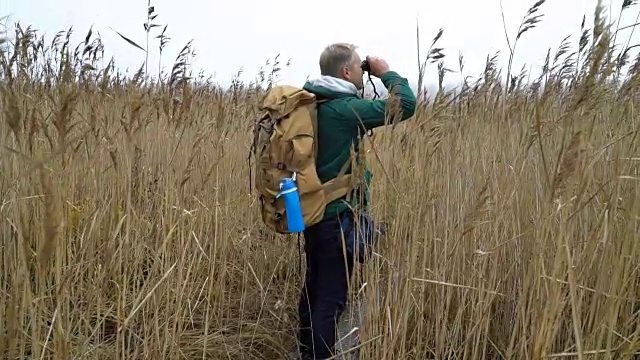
[319,43,364,90]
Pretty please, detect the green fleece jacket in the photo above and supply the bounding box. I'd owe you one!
[302,71,417,220]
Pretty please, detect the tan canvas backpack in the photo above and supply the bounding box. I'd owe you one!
[250,85,356,234]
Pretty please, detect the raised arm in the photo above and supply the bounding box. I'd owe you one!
[344,70,416,130]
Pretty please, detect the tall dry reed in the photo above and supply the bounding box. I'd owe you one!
[1,1,638,359]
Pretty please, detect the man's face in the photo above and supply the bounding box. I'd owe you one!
[342,52,364,90]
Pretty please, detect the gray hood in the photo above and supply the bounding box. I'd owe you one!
[303,75,361,98]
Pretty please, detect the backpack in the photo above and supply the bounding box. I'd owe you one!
[250,85,356,234]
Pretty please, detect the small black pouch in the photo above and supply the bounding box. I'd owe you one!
[342,210,387,263]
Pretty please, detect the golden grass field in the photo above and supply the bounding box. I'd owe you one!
[1,1,639,359]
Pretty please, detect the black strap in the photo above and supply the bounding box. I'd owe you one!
[297,233,302,276]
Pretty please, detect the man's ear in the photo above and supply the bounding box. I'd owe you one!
[340,66,351,79]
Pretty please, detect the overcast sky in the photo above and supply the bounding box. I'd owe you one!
[3,0,640,90]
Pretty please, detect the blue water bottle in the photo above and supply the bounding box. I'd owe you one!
[277,176,306,232]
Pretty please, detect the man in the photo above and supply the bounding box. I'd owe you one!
[296,43,416,359]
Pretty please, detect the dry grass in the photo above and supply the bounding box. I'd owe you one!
[1,1,639,359]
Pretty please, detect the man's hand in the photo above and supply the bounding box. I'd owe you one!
[366,56,390,78]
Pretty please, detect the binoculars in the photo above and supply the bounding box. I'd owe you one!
[361,59,371,72]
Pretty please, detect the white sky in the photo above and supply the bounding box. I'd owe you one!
[3,0,640,90]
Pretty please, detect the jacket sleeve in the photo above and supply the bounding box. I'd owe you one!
[344,71,417,130]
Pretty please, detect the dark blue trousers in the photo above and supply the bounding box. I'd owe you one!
[298,210,355,359]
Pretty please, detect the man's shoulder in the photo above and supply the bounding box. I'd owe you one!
[319,95,372,111]
[316,97,353,123]
[314,99,358,134]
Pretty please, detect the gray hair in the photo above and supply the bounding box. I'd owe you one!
[319,43,358,77]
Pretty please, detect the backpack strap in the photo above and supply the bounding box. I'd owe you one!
[309,98,330,161]
[308,104,319,161]
[322,155,358,204]
[311,97,358,205]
